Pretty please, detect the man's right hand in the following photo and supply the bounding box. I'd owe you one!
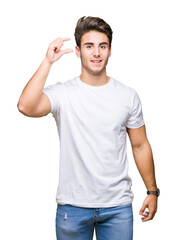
[17,37,73,117]
[46,37,73,64]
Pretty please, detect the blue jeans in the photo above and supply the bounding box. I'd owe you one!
[56,203,133,240]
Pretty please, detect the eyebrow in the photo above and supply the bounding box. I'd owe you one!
[84,42,108,46]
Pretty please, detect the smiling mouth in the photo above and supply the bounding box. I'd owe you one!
[91,60,102,63]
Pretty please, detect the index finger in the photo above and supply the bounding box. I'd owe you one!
[62,37,71,42]
[142,209,155,222]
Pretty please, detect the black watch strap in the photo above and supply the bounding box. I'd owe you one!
[147,188,160,197]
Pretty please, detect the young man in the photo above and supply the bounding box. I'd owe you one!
[17,16,159,240]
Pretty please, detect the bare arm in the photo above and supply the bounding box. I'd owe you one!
[127,125,158,222]
[17,38,73,117]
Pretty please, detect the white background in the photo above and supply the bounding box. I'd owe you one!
[0,0,177,239]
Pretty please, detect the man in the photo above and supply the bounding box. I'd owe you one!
[17,16,159,240]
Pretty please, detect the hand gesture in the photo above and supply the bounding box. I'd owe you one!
[139,195,158,222]
[46,37,73,64]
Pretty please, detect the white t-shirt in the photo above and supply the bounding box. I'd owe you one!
[42,76,145,208]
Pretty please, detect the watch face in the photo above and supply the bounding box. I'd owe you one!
[147,188,160,196]
[157,188,160,196]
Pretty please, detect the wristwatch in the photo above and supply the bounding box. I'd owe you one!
[147,188,160,197]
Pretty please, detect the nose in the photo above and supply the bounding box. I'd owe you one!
[93,46,100,57]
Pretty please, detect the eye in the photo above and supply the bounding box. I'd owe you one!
[100,45,106,49]
[86,45,92,49]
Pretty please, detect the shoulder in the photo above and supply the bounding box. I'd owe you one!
[44,77,76,93]
[62,77,78,88]
[111,77,137,97]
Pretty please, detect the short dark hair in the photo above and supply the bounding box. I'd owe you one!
[74,16,113,48]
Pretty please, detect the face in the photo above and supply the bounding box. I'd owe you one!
[75,31,111,76]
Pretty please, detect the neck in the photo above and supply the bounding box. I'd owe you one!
[80,70,110,87]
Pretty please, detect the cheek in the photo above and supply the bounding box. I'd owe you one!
[104,52,111,59]
[81,51,92,60]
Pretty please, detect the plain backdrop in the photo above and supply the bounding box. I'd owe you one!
[0,0,177,239]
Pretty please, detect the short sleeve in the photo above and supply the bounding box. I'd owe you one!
[42,82,62,115]
[126,91,145,129]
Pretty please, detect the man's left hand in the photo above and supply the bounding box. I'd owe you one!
[139,195,158,222]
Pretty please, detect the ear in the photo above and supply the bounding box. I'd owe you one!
[109,47,112,57]
[75,46,80,58]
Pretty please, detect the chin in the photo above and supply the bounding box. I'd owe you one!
[89,66,106,75]
[82,62,106,76]
[87,70,103,76]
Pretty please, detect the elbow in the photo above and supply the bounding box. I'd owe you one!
[17,100,30,116]
[17,100,25,114]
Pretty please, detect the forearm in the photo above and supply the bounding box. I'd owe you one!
[17,57,52,113]
[132,140,157,191]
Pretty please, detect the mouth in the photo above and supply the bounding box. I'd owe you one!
[91,60,102,64]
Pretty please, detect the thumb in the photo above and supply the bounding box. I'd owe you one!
[139,203,147,215]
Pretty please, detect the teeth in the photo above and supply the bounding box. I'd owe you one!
[92,61,101,63]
